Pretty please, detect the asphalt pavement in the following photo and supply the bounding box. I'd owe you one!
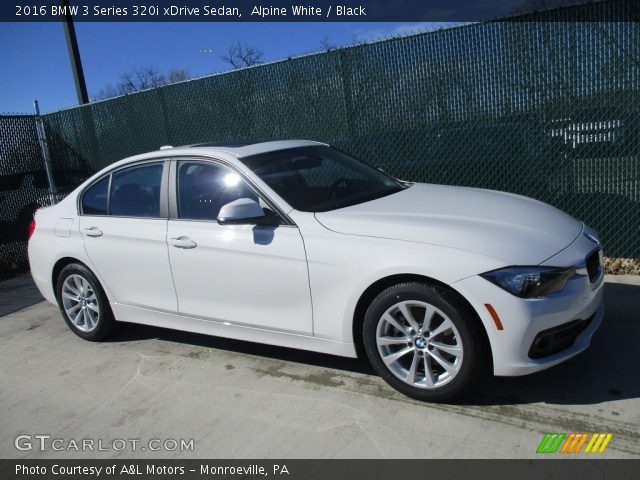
[0,275,638,458]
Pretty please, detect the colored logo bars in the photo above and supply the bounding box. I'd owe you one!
[537,433,613,454]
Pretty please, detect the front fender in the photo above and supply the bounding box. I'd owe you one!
[299,223,504,343]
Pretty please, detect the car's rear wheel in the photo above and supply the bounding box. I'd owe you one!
[363,282,487,402]
[56,263,115,341]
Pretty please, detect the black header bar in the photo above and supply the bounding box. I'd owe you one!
[3,0,639,22]
[2,459,640,480]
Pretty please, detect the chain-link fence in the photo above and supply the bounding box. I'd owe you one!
[1,0,638,278]
[0,115,47,277]
[0,114,91,278]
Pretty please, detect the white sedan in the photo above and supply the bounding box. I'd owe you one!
[28,140,604,401]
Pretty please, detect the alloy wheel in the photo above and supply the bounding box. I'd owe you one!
[61,274,100,332]
[375,300,463,388]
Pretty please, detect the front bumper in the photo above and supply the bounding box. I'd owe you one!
[452,231,605,377]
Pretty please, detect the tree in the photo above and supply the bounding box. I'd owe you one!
[320,34,336,51]
[94,67,190,100]
[221,41,264,69]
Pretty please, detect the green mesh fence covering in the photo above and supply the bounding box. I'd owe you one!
[0,115,45,274]
[0,114,90,276]
[41,0,639,257]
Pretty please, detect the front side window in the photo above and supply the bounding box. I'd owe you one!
[81,176,109,215]
[177,161,259,221]
[110,163,163,217]
[240,146,404,212]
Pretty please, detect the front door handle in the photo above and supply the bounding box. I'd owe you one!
[84,226,103,238]
[170,236,197,249]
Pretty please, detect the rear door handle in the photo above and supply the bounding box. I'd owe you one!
[84,226,103,238]
[170,236,197,249]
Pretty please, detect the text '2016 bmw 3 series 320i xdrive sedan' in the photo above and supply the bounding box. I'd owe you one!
[28,140,604,401]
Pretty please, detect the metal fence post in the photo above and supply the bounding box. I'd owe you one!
[33,100,57,205]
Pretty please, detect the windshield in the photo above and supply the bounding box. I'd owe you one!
[240,146,405,212]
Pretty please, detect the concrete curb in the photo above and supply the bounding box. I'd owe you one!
[605,274,640,286]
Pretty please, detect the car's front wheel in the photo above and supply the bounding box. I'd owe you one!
[363,282,487,402]
[56,263,115,341]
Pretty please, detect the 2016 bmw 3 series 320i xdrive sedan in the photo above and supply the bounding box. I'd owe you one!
[29,140,604,401]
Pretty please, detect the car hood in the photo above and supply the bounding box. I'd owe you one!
[314,183,583,265]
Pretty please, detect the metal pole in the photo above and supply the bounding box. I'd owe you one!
[61,0,89,104]
[34,100,57,205]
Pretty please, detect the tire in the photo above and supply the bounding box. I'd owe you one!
[56,263,115,341]
[362,282,487,402]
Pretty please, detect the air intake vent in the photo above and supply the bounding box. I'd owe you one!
[586,249,602,284]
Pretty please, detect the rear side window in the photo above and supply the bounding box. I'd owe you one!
[110,163,163,217]
[81,176,109,215]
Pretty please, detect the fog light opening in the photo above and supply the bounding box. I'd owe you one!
[533,336,551,352]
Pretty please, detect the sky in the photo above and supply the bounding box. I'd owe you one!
[0,21,453,114]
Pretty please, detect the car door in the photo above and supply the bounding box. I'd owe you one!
[166,159,312,334]
[79,160,178,312]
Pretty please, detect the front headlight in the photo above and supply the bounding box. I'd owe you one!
[480,266,576,298]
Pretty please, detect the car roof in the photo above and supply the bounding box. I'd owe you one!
[173,139,328,158]
[88,140,330,180]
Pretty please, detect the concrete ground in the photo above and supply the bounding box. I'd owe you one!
[0,276,638,459]
[0,274,42,317]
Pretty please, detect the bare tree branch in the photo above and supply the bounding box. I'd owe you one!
[320,34,336,51]
[167,68,190,83]
[94,67,191,100]
[221,41,264,69]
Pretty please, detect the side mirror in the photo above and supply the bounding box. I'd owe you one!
[217,198,280,226]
